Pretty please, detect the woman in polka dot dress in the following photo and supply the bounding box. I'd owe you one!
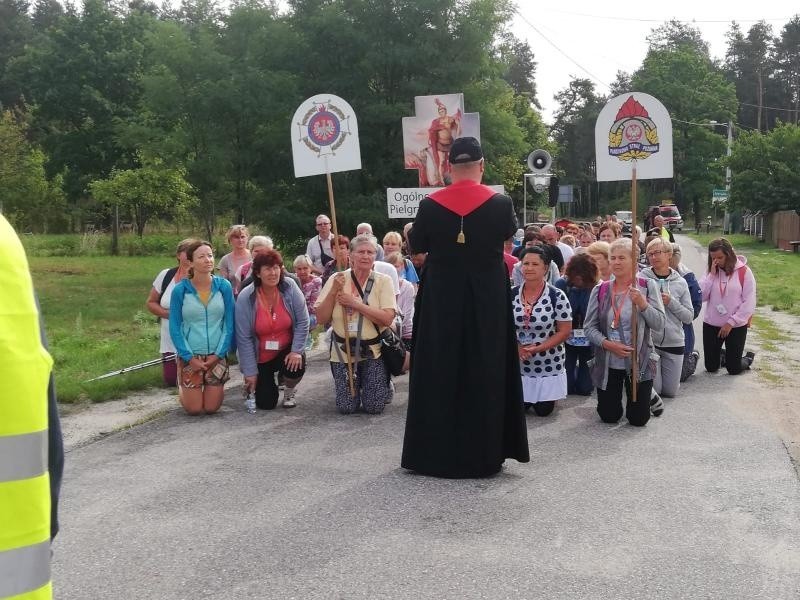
[512,246,573,416]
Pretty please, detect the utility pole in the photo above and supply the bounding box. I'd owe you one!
[724,121,733,234]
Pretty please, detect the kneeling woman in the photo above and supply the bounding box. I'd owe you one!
[169,240,235,415]
[584,238,665,426]
[236,250,309,409]
[513,246,572,416]
[315,234,397,414]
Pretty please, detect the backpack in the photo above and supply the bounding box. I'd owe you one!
[597,276,649,306]
[158,267,179,302]
[737,265,752,327]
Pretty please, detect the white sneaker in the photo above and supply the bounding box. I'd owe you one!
[282,389,297,408]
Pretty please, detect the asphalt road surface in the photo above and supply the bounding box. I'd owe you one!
[52,235,800,599]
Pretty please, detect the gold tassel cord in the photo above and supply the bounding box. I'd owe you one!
[457,216,465,244]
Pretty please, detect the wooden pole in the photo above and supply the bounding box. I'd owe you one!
[630,162,639,403]
[326,170,356,397]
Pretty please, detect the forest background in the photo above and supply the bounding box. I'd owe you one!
[1,0,800,251]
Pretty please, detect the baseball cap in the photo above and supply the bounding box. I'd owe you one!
[449,137,483,164]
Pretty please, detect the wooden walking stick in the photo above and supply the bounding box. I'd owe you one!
[630,161,639,403]
[327,169,356,398]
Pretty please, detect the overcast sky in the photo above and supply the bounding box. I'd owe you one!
[510,1,798,124]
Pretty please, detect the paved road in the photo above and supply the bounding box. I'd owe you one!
[52,235,800,599]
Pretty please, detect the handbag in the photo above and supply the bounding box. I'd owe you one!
[378,325,407,376]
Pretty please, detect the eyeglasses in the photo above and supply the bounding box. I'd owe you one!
[647,250,665,257]
[316,222,331,226]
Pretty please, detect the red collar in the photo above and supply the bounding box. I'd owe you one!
[428,180,497,217]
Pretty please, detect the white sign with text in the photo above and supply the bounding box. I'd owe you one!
[386,185,505,219]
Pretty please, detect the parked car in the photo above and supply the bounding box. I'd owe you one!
[615,210,632,233]
[659,204,683,231]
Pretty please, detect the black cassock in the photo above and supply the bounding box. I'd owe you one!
[401,183,530,478]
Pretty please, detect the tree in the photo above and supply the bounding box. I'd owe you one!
[648,20,710,57]
[89,159,197,238]
[774,16,800,124]
[632,46,738,226]
[0,0,34,108]
[727,123,800,212]
[8,0,153,222]
[550,78,603,216]
[498,34,538,106]
[0,108,65,232]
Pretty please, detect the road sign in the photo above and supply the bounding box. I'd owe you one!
[712,189,729,199]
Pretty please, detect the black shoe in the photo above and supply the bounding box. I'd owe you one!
[744,351,755,368]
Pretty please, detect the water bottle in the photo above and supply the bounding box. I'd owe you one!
[245,391,256,414]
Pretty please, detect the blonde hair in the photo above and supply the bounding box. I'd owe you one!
[586,241,610,259]
[609,237,633,254]
[646,237,672,255]
[248,235,273,251]
[293,254,312,268]
[383,231,403,246]
[385,251,404,266]
[226,224,249,242]
[560,234,576,248]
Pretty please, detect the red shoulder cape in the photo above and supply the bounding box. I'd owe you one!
[428,180,497,217]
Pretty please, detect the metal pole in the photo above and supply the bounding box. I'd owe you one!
[724,121,733,234]
[523,174,527,226]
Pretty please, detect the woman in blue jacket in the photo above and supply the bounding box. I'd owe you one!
[169,240,235,415]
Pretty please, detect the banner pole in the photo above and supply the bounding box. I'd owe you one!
[630,161,639,403]
[326,168,356,397]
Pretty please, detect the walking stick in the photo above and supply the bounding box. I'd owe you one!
[327,169,356,398]
[630,161,639,403]
[85,355,170,382]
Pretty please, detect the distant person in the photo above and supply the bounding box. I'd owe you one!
[542,224,572,266]
[402,137,530,478]
[293,255,322,350]
[218,225,251,286]
[169,240,235,415]
[306,214,335,275]
[386,251,416,353]
[502,235,519,279]
[236,250,308,410]
[584,238,665,426]
[555,253,600,396]
[598,223,618,243]
[652,215,675,243]
[356,222,384,261]
[669,244,702,381]
[641,238,694,408]
[146,238,197,386]
[700,238,756,374]
[234,235,274,294]
[578,230,596,248]
[513,246,572,416]
[382,231,419,286]
[586,241,612,281]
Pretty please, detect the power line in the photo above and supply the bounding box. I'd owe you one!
[539,9,793,24]
[739,101,800,113]
[513,8,610,91]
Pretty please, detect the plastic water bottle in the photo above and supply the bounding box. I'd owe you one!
[245,391,256,414]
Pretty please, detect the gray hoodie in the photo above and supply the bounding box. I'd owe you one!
[641,267,694,349]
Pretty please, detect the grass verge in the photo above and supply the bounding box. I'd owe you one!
[31,256,174,403]
[686,233,800,315]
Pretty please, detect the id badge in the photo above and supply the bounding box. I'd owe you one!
[608,328,622,343]
[347,319,359,334]
[572,328,585,338]
[264,339,280,351]
[716,304,728,315]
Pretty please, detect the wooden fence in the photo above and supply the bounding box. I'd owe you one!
[744,210,800,250]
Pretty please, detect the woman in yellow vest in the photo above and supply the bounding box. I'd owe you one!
[0,214,54,599]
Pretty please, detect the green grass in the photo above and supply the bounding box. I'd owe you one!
[30,255,175,403]
[687,233,800,315]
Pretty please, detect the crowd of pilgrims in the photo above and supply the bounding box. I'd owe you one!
[146,214,756,424]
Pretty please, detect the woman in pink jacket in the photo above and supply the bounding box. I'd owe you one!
[700,238,756,374]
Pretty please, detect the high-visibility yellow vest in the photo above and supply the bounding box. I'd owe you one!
[0,214,54,599]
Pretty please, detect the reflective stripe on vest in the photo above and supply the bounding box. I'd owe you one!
[0,431,48,483]
[0,540,51,598]
[0,214,53,600]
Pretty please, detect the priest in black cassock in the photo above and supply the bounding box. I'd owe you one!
[401,137,530,478]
